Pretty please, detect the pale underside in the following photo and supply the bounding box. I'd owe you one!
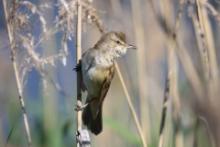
[81,46,127,118]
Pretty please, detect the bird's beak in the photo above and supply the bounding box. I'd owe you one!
[127,44,136,50]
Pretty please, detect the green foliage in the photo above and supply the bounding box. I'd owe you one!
[104,117,141,146]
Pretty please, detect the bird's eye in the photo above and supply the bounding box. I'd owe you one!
[116,40,121,44]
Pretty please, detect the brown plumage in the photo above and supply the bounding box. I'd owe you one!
[82,66,115,134]
[78,31,135,135]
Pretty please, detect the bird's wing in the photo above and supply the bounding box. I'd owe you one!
[98,65,115,108]
[88,65,115,119]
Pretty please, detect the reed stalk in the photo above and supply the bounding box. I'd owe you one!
[2,0,32,146]
[76,0,83,146]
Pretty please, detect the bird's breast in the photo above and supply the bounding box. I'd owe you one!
[82,62,115,97]
[88,66,113,82]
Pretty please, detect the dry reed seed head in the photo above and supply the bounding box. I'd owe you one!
[15,13,30,29]
[6,0,70,81]
[56,0,104,34]
[56,0,77,36]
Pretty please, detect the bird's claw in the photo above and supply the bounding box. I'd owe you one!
[74,103,89,111]
[73,65,80,72]
[73,60,81,72]
[76,129,91,145]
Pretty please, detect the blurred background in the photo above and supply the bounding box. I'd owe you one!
[0,0,220,147]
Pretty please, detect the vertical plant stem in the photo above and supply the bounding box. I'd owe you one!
[2,0,32,146]
[147,0,203,100]
[168,40,182,147]
[196,0,218,77]
[76,0,82,146]
[193,118,199,147]
[190,9,210,83]
[159,0,185,146]
[0,119,3,147]
[115,64,147,147]
[158,78,169,147]
[198,116,216,147]
[169,36,183,147]
[195,0,219,102]
[130,0,150,143]
[194,1,220,145]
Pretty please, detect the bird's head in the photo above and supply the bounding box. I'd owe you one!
[94,31,136,57]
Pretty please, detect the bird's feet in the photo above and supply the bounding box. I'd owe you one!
[76,129,91,145]
[74,103,89,111]
[73,60,81,72]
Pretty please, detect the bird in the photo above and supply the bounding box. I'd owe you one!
[75,31,135,135]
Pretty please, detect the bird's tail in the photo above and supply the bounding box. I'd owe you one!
[82,103,102,135]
